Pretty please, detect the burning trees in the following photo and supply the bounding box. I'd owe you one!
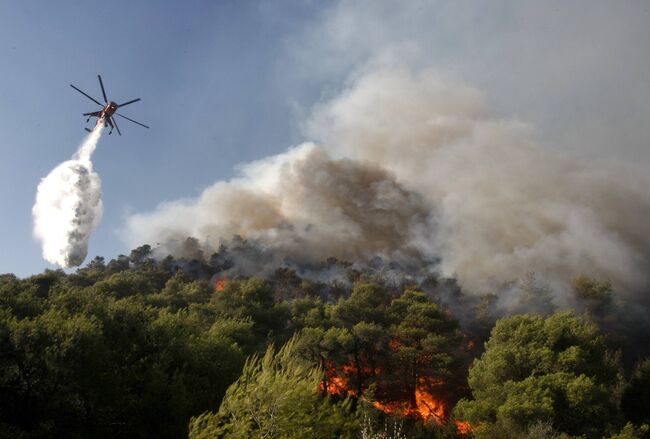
[189,336,358,438]
[296,283,466,426]
[382,291,462,423]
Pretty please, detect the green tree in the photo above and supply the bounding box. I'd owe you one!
[454,312,623,439]
[331,283,390,327]
[213,277,290,341]
[326,283,392,397]
[147,271,212,309]
[189,336,359,438]
[386,291,462,416]
[0,273,246,439]
[291,296,329,329]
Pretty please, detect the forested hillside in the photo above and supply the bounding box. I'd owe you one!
[1,244,648,438]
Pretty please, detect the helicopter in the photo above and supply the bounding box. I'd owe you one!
[70,75,149,135]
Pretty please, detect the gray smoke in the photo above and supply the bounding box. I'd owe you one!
[33,126,104,268]
[308,68,650,301]
[124,67,650,303]
[126,144,434,268]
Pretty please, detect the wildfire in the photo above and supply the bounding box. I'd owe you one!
[362,381,447,424]
[413,385,446,422]
[215,278,227,292]
[322,362,362,397]
[455,420,473,435]
[322,362,448,425]
[323,376,357,397]
[370,391,445,423]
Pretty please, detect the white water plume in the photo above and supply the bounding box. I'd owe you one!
[32,126,104,268]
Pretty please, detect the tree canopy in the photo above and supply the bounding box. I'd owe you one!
[189,336,359,438]
[0,248,648,438]
[454,312,624,438]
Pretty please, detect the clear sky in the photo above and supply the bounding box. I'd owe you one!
[1,0,649,277]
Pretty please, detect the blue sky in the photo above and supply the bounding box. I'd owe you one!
[1,0,649,277]
[0,1,328,276]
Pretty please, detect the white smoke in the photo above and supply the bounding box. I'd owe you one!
[124,67,650,302]
[307,68,650,298]
[33,126,104,268]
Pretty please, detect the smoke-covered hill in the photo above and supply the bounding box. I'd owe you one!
[125,68,650,318]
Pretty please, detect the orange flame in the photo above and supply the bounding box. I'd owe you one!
[364,384,446,424]
[455,420,473,435]
[215,278,227,292]
[413,385,446,423]
[322,361,448,425]
[322,361,360,397]
[322,376,357,397]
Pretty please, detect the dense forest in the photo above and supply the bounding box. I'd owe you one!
[1,243,649,438]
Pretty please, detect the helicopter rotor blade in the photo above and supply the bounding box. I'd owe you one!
[70,84,103,106]
[116,113,149,129]
[117,98,141,108]
[111,117,122,136]
[98,75,108,103]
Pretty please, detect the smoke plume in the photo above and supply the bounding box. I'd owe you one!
[125,67,650,304]
[33,127,104,268]
[126,143,433,268]
[308,68,650,300]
